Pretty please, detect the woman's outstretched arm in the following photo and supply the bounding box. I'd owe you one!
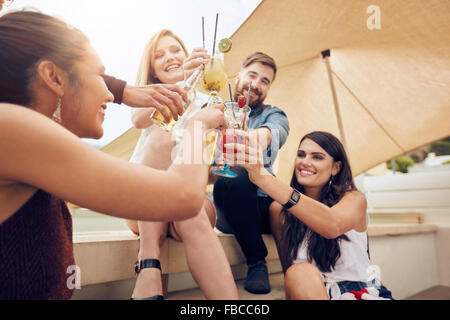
[225,136,367,239]
[0,103,224,223]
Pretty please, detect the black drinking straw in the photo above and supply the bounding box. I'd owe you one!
[202,16,205,49]
[212,13,218,57]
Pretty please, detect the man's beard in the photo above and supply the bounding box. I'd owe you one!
[234,80,266,109]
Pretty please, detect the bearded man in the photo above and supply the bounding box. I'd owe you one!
[211,52,290,294]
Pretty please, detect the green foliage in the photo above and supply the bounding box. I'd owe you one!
[430,140,450,156]
[422,150,429,159]
[386,156,415,173]
[410,153,420,163]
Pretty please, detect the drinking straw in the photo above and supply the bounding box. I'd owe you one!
[228,83,236,120]
[242,81,252,130]
[212,13,218,56]
[202,16,205,49]
[228,83,233,101]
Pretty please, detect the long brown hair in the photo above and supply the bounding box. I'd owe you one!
[0,10,89,106]
[281,131,356,273]
[135,29,188,86]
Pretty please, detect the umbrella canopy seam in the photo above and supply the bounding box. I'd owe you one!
[331,70,406,154]
[322,54,348,151]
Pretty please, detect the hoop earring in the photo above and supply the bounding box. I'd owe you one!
[52,97,62,123]
[327,175,334,193]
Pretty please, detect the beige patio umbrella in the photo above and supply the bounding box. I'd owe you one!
[224,0,450,182]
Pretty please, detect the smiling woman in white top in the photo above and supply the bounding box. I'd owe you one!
[225,130,393,300]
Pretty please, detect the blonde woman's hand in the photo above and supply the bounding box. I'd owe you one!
[183,48,210,78]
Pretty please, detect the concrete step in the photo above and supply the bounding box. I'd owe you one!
[167,272,286,300]
[168,276,450,300]
[405,285,450,300]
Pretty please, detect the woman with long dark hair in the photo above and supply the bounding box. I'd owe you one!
[226,131,393,299]
[0,10,226,299]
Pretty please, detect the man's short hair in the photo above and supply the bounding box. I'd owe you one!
[241,52,277,82]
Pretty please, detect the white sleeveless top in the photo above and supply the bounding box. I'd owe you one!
[129,125,153,164]
[293,213,374,284]
[129,91,209,164]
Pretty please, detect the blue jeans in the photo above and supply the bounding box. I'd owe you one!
[336,279,394,299]
[213,166,273,265]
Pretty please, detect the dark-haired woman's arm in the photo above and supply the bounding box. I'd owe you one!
[225,139,367,239]
[102,75,187,122]
[0,103,226,224]
[102,75,127,104]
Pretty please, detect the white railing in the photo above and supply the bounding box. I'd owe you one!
[361,171,450,226]
[356,170,450,297]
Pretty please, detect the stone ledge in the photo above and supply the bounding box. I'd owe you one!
[73,229,277,286]
[368,223,438,237]
[73,223,438,286]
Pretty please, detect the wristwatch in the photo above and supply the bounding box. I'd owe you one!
[283,188,301,209]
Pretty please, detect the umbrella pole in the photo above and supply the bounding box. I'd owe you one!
[321,50,348,151]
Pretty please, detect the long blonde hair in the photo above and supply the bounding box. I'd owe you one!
[135,29,188,86]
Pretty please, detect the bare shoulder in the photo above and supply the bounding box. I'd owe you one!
[342,190,368,231]
[342,189,367,206]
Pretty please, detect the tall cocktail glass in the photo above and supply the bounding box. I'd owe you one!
[212,101,251,178]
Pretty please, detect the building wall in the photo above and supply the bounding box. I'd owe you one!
[361,171,450,288]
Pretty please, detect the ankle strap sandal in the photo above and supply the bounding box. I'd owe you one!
[130,259,164,300]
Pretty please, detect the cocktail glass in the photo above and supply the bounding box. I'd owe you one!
[199,53,229,167]
[200,53,227,95]
[212,101,250,178]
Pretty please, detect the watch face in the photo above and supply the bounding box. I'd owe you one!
[292,191,301,202]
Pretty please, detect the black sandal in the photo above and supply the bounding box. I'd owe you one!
[130,259,164,300]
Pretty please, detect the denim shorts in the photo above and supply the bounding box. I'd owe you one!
[335,279,394,299]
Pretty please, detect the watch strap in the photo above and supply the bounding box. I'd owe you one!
[283,188,301,209]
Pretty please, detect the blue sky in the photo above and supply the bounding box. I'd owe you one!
[4,0,261,148]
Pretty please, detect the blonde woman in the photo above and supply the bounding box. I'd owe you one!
[126,30,239,300]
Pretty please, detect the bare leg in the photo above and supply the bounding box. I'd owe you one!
[268,202,289,273]
[127,127,174,299]
[139,127,176,169]
[284,262,329,300]
[131,221,168,299]
[172,199,239,300]
[124,127,176,233]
